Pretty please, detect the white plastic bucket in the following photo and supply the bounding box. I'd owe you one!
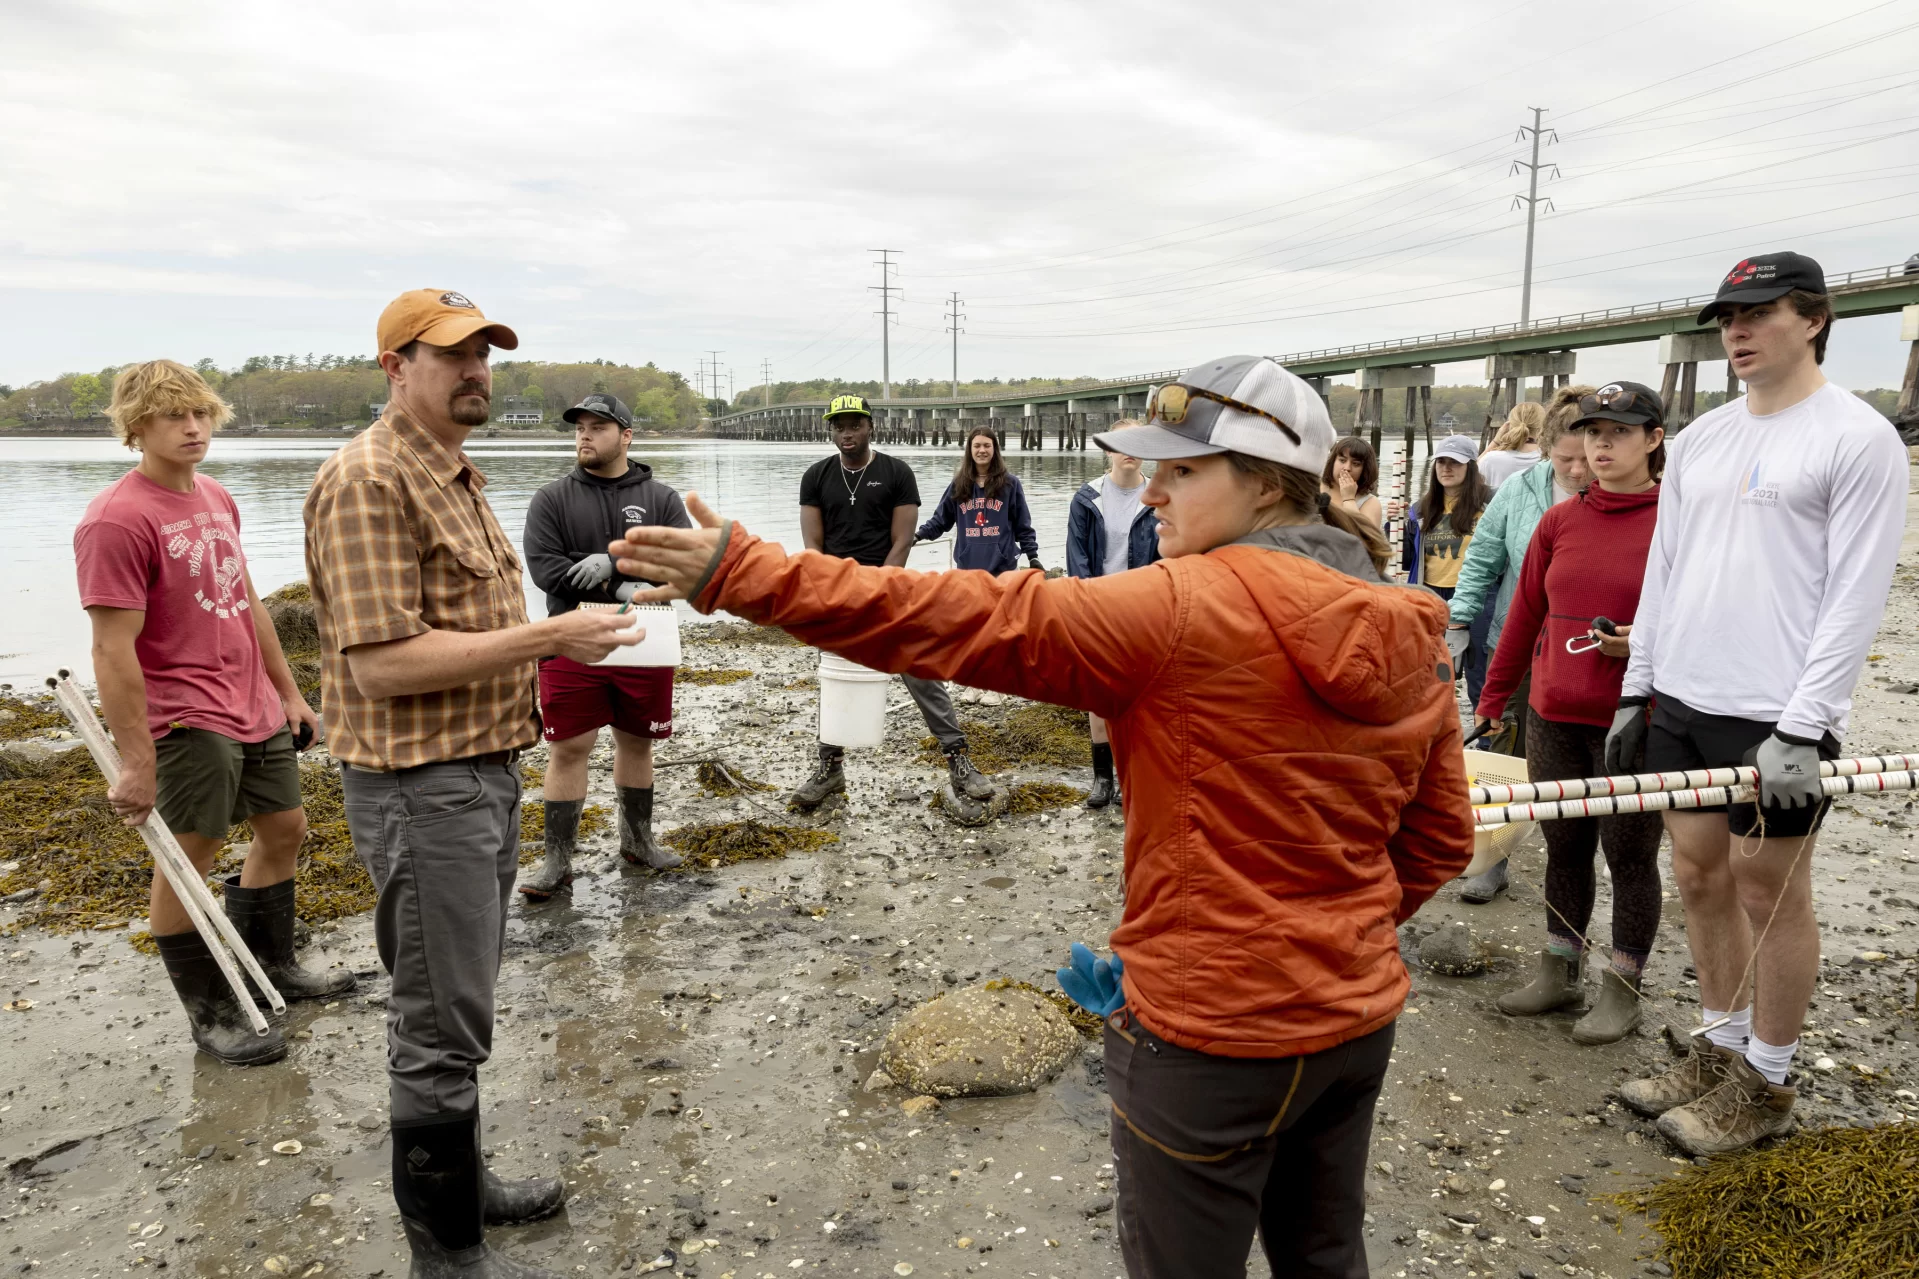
[818,651,890,748]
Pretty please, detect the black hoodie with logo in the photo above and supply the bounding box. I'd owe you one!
[523,463,690,616]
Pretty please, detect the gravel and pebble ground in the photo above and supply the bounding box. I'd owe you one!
[2,527,1917,1278]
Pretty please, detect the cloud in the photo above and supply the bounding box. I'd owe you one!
[3,0,1916,392]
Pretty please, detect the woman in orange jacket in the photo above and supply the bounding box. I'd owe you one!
[610,355,1474,1279]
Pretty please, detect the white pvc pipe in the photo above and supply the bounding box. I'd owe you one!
[50,674,284,1030]
[1468,752,1919,807]
[1474,767,1919,830]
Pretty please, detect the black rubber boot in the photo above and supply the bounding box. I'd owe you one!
[1087,744,1117,809]
[791,746,846,810]
[617,786,680,870]
[394,1113,556,1277]
[155,930,287,1066]
[946,750,996,801]
[519,800,578,899]
[483,1165,567,1225]
[220,875,356,1001]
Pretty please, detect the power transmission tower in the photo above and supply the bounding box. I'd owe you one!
[761,358,774,407]
[944,292,966,398]
[703,350,724,404]
[1511,107,1559,328]
[869,249,901,401]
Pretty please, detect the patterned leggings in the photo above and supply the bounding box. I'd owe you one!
[1526,708,1664,976]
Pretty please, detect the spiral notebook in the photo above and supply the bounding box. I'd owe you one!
[580,603,681,668]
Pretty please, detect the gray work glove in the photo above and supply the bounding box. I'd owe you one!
[1444,625,1471,670]
[613,580,644,604]
[565,553,615,591]
[1749,732,1824,809]
[1603,698,1649,775]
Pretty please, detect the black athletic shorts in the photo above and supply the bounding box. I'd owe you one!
[1645,690,1839,839]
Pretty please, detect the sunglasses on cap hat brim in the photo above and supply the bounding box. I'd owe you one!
[1147,383,1301,446]
[1575,386,1662,426]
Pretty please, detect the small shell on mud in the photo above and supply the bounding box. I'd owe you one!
[3,999,33,1012]
[308,1193,333,1206]
[895,1265,916,1276]
[272,1140,303,1155]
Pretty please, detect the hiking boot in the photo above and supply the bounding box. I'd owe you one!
[1618,1038,1741,1117]
[156,931,287,1066]
[947,750,996,802]
[790,747,845,810]
[221,875,356,1002]
[1086,775,1118,810]
[519,800,578,900]
[483,1165,566,1225]
[1570,969,1642,1045]
[617,804,680,871]
[1496,949,1584,1017]
[1458,857,1509,904]
[1655,1052,1797,1155]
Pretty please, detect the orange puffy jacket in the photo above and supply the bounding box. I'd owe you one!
[691,521,1473,1060]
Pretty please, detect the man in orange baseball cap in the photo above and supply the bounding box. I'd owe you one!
[306,288,635,1277]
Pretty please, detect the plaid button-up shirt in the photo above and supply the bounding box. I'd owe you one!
[303,410,538,769]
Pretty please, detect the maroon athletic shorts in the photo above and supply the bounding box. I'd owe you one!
[537,656,675,742]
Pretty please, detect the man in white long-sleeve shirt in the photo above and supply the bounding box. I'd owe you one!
[1603,251,1908,1155]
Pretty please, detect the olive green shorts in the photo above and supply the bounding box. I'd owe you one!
[154,725,301,841]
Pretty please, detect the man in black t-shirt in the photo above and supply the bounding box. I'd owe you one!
[791,395,996,809]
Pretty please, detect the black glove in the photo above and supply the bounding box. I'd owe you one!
[1027,557,1045,572]
[1603,697,1649,775]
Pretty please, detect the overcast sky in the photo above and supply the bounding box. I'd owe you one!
[4,0,1917,394]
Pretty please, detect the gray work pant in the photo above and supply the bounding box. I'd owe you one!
[340,757,521,1121]
[819,674,965,753]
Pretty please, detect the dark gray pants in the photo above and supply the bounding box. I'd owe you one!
[341,758,521,1121]
[904,675,966,752]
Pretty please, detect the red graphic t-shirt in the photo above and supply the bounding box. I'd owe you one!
[73,470,282,743]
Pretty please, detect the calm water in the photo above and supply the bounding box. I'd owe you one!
[0,435,1137,686]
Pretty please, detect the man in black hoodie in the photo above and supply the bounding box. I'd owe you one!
[520,392,688,897]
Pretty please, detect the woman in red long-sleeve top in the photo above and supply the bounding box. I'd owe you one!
[1474,380,1668,1046]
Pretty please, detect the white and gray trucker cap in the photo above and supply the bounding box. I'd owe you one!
[1094,355,1334,473]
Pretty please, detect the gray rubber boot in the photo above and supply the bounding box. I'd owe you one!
[1571,968,1643,1044]
[618,786,680,870]
[1459,857,1509,904]
[518,800,578,900]
[1496,948,1585,1016]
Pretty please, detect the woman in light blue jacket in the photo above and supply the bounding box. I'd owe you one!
[1447,384,1592,902]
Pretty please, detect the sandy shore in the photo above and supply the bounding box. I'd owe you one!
[3,516,1918,1279]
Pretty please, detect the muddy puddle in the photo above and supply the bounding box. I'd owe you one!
[5,563,1919,1278]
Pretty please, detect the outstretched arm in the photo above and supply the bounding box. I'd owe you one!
[612,495,1176,720]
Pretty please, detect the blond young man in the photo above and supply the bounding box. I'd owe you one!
[75,361,352,1068]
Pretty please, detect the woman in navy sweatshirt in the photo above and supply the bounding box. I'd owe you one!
[1474,381,1667,1047]
[916,428,1042,575]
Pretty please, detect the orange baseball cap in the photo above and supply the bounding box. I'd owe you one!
[376,289,520,356]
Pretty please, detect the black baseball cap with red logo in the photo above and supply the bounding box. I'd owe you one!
[1696,251,1826,324]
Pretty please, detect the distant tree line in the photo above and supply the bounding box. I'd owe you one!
[0,356,708,433]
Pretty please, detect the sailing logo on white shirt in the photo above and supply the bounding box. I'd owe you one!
[1738,459,1781,508]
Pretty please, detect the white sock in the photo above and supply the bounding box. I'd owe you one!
[1745,1035,1798,1086]
[1702,1005,1751,1054]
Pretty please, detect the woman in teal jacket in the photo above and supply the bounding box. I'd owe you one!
[1446,385,1591,902]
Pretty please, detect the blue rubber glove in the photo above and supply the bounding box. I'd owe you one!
[1056,942,1125,1018]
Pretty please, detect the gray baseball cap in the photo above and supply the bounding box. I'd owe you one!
[1094,356,1334,473]
[563,392,633,431]
[1433,434,1478,465]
